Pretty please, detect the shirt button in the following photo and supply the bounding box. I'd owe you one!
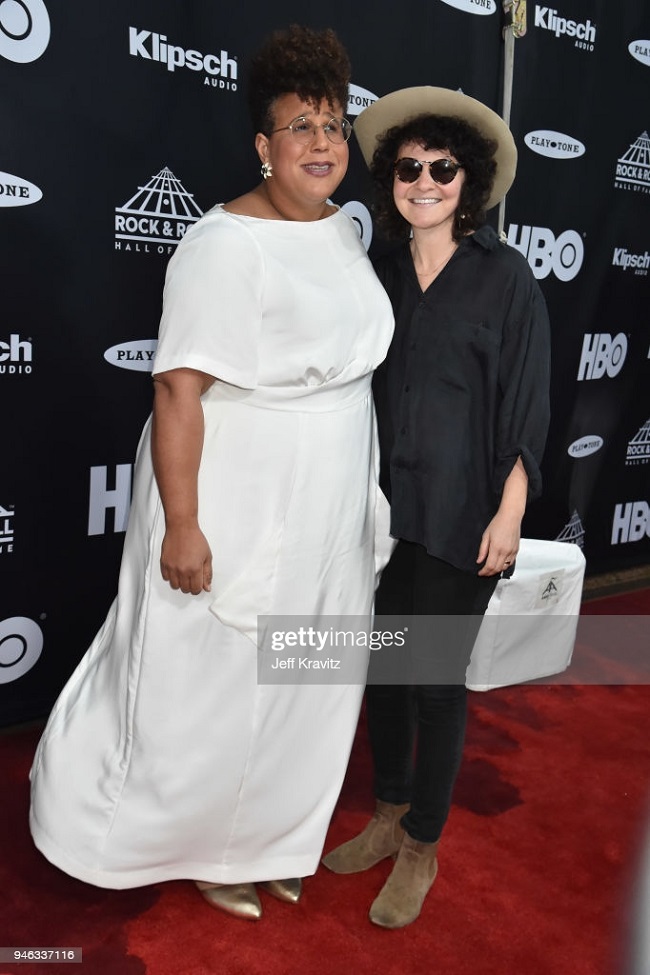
[400,426,407,435]
[404,384,410,392]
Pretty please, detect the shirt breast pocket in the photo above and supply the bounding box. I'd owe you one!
[429,319,500,393]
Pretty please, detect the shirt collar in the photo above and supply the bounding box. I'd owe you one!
[462,224,500,251]
[394,222,500,274]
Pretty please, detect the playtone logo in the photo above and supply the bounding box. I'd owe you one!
[347,84,378,117]
[0,617,43,684]
[534,6,596,50]
[438,0,496,15]
[612,247,649,275]
[104,340,158,372]
[0,170,42,207]
[506,225,584,281]
[629,40,650,67]
[129,27,237,90]
[567,436,603,458]
[577,333,627,381]
[524,130,585,159]
[611,501,650,545]
[0,0,50,63]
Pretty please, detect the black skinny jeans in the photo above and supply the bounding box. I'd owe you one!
[367,540,498,843]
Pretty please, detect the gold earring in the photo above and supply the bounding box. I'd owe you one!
[261,162,273,180]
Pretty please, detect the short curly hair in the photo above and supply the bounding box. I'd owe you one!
[370,114,497,241]
[248,25,351,135]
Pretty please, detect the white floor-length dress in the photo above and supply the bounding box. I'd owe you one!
[29,206,395,889]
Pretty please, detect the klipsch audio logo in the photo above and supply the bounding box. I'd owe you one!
[115,168,203,255]
[524,131,585,159]
[0,333,32,374]
[615,132,650,193]
[629,40,650,67]
[0,170,42,207]
[577,333,627,381]
[507,224,584,281]
[626,418,650,466]
[104,339,158,372]
[0,617,43,684]
[0,504,14,554]
[611,501,650,545]
[347,84,378,117]
[0,0,50,63]
[129,27,237,90]
[88,464,133,536]
[438,0,496,15]
[568,436,603,458]
[612,247,649,276]
[556,510,585,547]
[534,6,596,51]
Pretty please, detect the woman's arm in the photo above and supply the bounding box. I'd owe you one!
[476,456,528,577]
[151,367,215,595]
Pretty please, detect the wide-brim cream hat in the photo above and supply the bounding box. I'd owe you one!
[354,86,517,210]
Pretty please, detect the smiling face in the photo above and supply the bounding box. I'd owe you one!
[255,92,349,218]
[392,141,465,237]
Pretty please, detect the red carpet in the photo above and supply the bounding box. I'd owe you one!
[1,589,648,975]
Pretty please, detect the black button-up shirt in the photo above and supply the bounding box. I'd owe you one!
[372,225,551,574]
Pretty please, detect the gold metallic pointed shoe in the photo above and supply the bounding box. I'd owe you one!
[259,877,303,904]
[196,881,262,920]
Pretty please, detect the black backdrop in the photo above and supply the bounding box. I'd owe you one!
[1,0,649,725]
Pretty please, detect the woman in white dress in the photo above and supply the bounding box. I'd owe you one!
[29,25,394,921]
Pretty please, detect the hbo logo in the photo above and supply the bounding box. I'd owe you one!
[507,225,584,281]
[341,200,373,252]
[0,617,43,684]
[0,0,51,63]
[577,333,628,381]
[611,501,650,545]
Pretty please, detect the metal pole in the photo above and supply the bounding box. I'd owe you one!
[498,0,526,239]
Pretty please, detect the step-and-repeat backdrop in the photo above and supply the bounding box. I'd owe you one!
[1,0,649,724]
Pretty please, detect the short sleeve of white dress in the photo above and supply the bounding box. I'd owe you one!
[152,206,263,388]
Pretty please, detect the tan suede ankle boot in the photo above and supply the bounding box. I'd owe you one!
[321,800,410,874]
[368,833,440,928]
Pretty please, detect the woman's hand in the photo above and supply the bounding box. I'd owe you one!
[476,457,528,577]
[160,523,213,595]
[476,510,521,577]
[151,367,215,595]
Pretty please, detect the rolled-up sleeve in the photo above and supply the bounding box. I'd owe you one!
[494,277,551,501]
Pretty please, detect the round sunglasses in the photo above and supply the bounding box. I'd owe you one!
[394,157,463,184]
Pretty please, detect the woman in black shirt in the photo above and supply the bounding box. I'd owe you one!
[323,87,550,928]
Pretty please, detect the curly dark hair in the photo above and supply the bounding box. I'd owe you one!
[370,114,498,241]
[247,25,351,135]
